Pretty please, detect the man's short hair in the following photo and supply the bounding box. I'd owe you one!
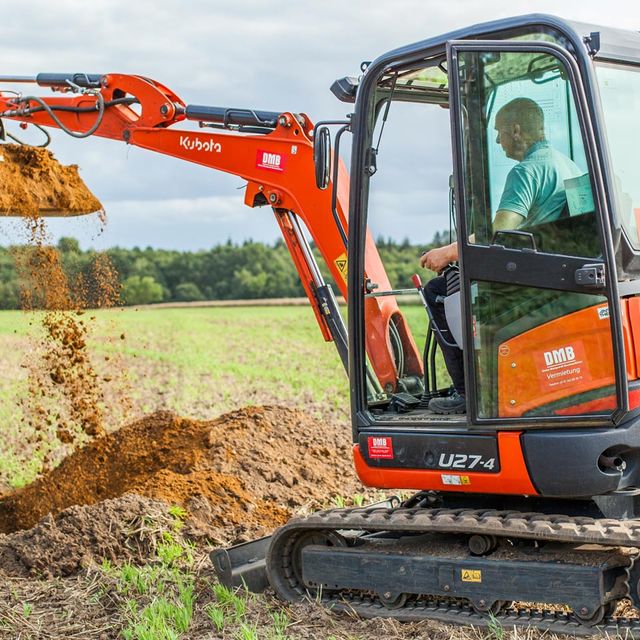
[496,98,544,139]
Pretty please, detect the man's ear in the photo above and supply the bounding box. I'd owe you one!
[512,123,522,139]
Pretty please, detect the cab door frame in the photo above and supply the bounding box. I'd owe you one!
[446,39,628,426]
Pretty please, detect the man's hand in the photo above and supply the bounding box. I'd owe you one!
[420,242,458,273]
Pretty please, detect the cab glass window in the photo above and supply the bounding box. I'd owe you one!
[595,62,640,251]
[457,50,600,258]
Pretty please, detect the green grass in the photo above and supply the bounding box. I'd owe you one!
[105,510,197,640]
[95,306,351,412]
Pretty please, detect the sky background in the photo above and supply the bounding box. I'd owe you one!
[2,0,640,250]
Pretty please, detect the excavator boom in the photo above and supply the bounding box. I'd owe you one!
[0,72,422,393]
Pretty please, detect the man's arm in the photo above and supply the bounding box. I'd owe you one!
[420,209,525,273]
[493,209,526,232]
[420,242,457,272]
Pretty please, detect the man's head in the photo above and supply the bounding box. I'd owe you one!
[495,98,545,161]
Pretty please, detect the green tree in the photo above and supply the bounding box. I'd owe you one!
[57,237,80,254]
[121,275,164,305]
[174,282,205,302]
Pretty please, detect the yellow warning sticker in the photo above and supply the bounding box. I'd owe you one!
[461,569,482,583]
[334,252,348,285]
[461,476,471,485]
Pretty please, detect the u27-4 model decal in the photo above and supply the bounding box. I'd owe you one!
[438,453,496,471]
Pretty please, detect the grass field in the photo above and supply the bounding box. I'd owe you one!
[0,305,349,489]
[0,303,442,490]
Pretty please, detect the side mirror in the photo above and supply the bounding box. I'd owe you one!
[314,126,331,190]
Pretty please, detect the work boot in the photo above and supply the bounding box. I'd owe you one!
[428,390,466,414]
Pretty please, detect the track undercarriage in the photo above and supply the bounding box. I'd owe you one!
[252,497,640,636]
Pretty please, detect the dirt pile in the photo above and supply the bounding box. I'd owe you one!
[0,494,175,577]
[0,406,362,544]
[0,143,102,217]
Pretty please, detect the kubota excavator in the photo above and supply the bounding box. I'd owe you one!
[3,12,640,635]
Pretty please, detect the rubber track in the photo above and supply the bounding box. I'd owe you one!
[324,596,640,637]
[284,506,640,546]
[268,505,640,635]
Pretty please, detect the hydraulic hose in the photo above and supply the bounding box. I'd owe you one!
[0,95,137,139]
[13,91,106,138]
[5,123,51,147]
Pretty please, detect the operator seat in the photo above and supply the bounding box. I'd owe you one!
[442,265,463,349]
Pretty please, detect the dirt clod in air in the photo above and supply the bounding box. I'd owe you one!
[0,143,103,218]
[0,406,363,563]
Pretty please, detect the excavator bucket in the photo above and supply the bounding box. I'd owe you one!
[0,143,102,217]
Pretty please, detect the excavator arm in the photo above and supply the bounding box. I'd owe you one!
[0,72,423,394]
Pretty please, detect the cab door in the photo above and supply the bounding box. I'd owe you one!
[446,40,627,424]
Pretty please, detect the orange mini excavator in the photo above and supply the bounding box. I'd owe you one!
[3,13,640,635]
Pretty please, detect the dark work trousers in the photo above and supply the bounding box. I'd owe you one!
[424,276,465,394]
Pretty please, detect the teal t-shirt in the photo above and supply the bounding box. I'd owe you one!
[498,140,583,227]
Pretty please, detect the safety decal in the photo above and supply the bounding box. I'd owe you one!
[534,340,592,393]
[367,436,393,460]
[461,569,482,583]
[334,252,348,284]
[597,305,610,320]
[441,474,471,486]
[256,149,288,172]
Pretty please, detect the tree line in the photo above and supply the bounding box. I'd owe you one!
[0,232,453,308]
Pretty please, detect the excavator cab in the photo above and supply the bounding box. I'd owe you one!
[346,15,640,500]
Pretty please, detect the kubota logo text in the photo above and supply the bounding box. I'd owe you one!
[543,346,575,366]
[179,135,221,153]
[256,149,288,172]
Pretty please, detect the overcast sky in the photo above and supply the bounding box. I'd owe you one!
[2,0,639,250]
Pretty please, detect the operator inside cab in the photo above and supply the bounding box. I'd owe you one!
[420,97,583,415]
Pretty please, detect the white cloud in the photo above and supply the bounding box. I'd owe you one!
[1,1,639,248]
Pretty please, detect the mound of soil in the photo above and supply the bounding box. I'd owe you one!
[0,406,361,543]
[0,143,102,217]
[0,494,174,577]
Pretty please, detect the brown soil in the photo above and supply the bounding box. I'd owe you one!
[0,406,362,547]
[0,143,102,217]
[0,494,174,578]
[16,246,120,448]
[5,143,123,456]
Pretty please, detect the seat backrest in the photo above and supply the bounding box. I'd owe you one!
[444,291,463,349]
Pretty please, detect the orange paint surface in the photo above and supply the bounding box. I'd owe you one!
[353,432,537,495]
[497,302,636,417]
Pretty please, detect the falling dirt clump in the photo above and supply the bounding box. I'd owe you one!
[5,148,122,458]
[0,143,103,217]
[0,406,363,546]
[0,494,176,577]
